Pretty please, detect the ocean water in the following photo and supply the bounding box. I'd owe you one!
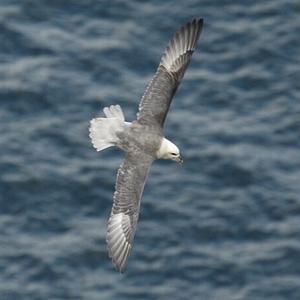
[0,0,300,299]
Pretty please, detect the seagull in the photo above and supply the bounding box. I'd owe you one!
[89,19,203,272]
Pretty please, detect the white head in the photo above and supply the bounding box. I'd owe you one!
[156,138,183,164]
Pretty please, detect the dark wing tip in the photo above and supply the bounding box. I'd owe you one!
[192,18,203,25]
[191,18,204,39]
[185,18,203,30]
[198,18,204,32]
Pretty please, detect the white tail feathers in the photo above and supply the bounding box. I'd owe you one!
[103,104,125,121]
[89,105,125,152]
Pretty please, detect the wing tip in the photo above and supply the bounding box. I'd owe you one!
[106,213,132,273]
[107,247,127,273]
[197,18,204,33]
[160,18,204,72]
[197,18,204,25]
[107,243,130,273]
[188,18,203,28]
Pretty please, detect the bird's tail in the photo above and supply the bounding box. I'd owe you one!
[89,105,126,152]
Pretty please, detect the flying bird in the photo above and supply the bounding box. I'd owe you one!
[89,19,203,272]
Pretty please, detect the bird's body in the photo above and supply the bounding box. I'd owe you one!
[118,122,163,156]
[89,19,203,272]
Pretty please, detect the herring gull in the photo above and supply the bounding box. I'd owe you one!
[89,19,203,272]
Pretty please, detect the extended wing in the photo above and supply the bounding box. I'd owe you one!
[137,19,203,127]
[106,151,153,272]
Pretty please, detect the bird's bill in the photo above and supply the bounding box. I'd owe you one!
[176,155,183,164]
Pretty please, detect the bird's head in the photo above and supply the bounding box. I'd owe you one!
[156,138,183,164]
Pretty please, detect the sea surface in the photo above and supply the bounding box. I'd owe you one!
[0,1,299,299]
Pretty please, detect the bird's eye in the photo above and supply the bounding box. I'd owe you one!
[171,152,177,156]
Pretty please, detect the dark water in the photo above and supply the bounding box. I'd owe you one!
[1,1,300,299]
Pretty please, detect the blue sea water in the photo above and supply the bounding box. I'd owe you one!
[0,0,300,299]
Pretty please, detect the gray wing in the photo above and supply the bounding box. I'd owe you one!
[106,151,153,272]
[137,19,203,127]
